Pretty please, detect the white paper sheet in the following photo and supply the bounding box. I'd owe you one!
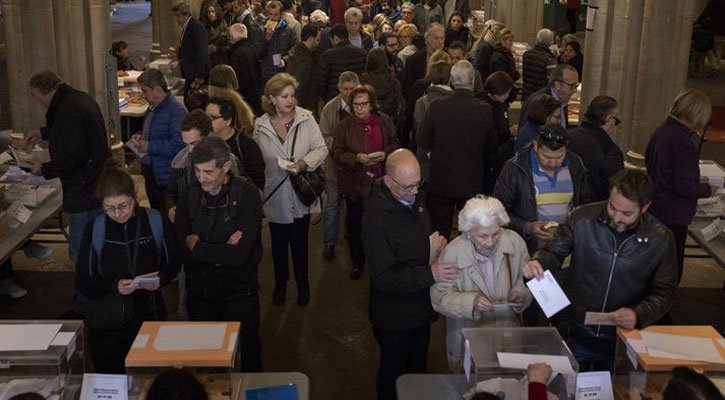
[153,324,227,351]
[625,339,647,368]
[575,371,614,400]
[584,312,616,326]
[79,373,128,400]
[641,331,725,364]
[0,151,12,164]
[51,332,76,362]
[227,332,238,353]
[702,218,725,241]
[700,162,725,179]
[525,270,571,318]
[497,352,575,374]
[131,334,149,349]
[0,324,62,351]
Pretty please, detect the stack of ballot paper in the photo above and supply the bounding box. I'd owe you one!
[640,332,725,364]
[700,161,725,187]
[696,196,724,217]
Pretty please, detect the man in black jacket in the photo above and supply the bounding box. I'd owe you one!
[418,60,495,240]
[362,149,457,400]
[25,70,110,265]
[519,64,579,129]
[522,28,557,102]
[317,23,367,102]
[174,136,263,372]
[228,23,263,116]
[523,169,677,371]
[286,24,321,116]
[172,3,210,105]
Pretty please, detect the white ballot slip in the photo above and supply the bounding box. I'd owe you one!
[124,139,147,160]
[8,200,32,224]
[277,156,294,171]
[702,218,725,242]
[624,339,646,368]
[526,270,571,318]
[575,371,614,400]
[0,324,62,351]
[584,312,616,326]
[497,352,575,374]
[80,373,128,400]
[131,272,160,288]
[641,331,725,364]
[368,151,385,160]
[153,324,227,351]
[131,334,149,349]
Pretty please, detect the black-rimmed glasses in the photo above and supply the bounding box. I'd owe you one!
[389,175,420,193]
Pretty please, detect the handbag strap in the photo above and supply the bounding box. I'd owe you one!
[263,123,301,205]
[129,211,143,277]
[289,123,300,161]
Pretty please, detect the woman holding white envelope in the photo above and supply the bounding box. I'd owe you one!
[430,195,532,371]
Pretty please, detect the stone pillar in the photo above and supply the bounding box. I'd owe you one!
[490,0,543,45]
[150,0,181,60]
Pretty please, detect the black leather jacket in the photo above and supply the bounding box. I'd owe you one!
[533,202,678,352]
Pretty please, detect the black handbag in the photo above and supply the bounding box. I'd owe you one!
[288,125,326,207]
[84,217,141,331]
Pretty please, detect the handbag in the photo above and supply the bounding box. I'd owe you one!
[288,125,326,207]
[84,216,142,331]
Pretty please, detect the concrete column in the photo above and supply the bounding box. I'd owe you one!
[150,0,180,60]
[491,0,543,45]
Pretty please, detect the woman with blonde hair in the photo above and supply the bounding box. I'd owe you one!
[471,20,506,80]
[208,64,256,136]
[396,23,420,64]
[645,88,716,285]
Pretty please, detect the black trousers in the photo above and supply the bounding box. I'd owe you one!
[268,215,311,286]
[373,325,431,400]
[187,294,263,372]
[426,191,469,240]
[141,165,167,213]
[88,320,142,373]
[667,224,687,285]
[345,196,365,268]
[566,8,578,33]
[0,259,12,280]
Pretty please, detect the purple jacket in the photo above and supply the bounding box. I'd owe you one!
[645,116,710,226]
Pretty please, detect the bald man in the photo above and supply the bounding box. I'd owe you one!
[362,149,458,400]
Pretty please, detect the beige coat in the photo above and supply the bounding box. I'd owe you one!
[430,228,532,371]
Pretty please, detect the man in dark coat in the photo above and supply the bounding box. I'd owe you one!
[362,149,457,400]
[222,0,263,53]
[522,28,557,101]
[519,64,579,129]
[286,24,321,116]
[418,60,495,240]
[228,23,263,116]
[172,3,210,104]
[317,23,367,102]
[26,70,111,264]
[259,0,298,82]
[403,23,445,96]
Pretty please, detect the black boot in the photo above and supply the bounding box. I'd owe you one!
[350,264,363,280]
[273,282,286,305]
[297,281,310,306]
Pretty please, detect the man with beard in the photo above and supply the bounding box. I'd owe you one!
[523,168,677,372]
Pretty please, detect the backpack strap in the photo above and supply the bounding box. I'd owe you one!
[144,208,168,264]
[89,213,107,278]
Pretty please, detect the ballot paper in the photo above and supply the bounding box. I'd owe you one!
[0,324,62,351]
[700,161,725,187]
[624,339,646,368]
[50,332,76,362]
[702,218,725,241]
[79,374,128,400]
[575,371,614,400]
[584,312,616,326]
[497,352,575,374]
[277,156,294,171]
[8,200,32,224]
[0,151,12,164]
[131,272,160,288]
[641,331,725,364]
[131,334,149,349]
[526,270,571,318]
[153,324,227,351]
[368,151,385,160]
[124,139,147,159]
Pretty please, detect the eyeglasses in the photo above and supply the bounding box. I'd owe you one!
[555,80,579,91]
[539,126,569,148]
[352,101,370,108]
[103,200,134,214]
[609,115,621,126]
[388,175,420,193]
[208,114,224,121]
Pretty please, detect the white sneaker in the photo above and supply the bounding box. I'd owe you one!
[22,242,54,259]
[0,278,28,298]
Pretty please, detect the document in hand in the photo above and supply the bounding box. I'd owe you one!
[525,270,570,318]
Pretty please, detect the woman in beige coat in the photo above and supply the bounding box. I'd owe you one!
[430,195,532,371]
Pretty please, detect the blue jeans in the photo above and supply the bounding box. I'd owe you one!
[68,208,103,264]
[566,338,615,372]
[322,169,341,246]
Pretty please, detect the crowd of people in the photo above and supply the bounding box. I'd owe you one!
[4,1,723,399]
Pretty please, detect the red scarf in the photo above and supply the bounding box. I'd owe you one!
[355,113,384,178]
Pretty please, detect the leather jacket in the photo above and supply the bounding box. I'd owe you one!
[533,202,678,352]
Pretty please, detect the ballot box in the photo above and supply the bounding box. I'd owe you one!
[0,320,84,399]
[613,325,725,399]
[125,321,241,399]
[461,327,579,399]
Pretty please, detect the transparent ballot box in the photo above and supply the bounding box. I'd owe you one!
[0,320,84,399]
[461,327,579,400]
[614,326,725,400]
[125,321,241,399]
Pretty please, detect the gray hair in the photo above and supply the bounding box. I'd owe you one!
[424,22,445,39]
[548,63,578,83]
[450,60,475,90]
[338,71,360,86]
[137,68,169,92]
[400,2,415,12]
[344,7,362,21]
[309,9,329,24]
[536,28,554,46]
[190,136,232,168]
[29,70,63,94]
[458,195,510,232]
[229,23,248,42]
[171,2,191,16]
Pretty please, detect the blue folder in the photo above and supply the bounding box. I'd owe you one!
[245,383,299,400]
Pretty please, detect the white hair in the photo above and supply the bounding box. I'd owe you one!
[400,2,415,12]
[458,195,510,232]
[536,28,554,46]
[450,60,475,89]
[344,7,362,21]
[309,9,329,24]
[229,23,248,42]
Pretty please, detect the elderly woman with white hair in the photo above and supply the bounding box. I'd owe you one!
[430,195,532,371]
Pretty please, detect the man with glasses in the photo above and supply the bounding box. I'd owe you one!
[378,32,405,83]
[362,149,458,400]
[567,96,624,201]
[494,124,593,255]
[520,64,579,129]
[174,136,263,372]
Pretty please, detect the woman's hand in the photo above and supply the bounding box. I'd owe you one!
[117,279,135,295]
[475,294,493,312]
[289,160,307,175]
[356,153,371,165]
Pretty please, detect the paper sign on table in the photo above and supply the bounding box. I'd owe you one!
[702,218,725,242]
[153,324,227,351]
[79,373,128,400]
[496,352,575,374]
[8,200,32,224]
[584,312,616,326]
[575,371,614,400]
[526,270,571,318]
[641,331,725,364]
[0,324,62,351]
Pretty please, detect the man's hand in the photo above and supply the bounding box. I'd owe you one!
[186,234,200,251]
[429,231,447,265]
[522,259,545,280]
[227,230,243,245]
[356,153,371,165]
[510,290,525,304]
[30,161,43,176]
[526,221,555,240]
[23,129,42,149]
[117,279,135,295]
[167,206,177,224]
[610,307,637,329]
[475,294,493,312]
[527,363,552,384]
[431,261,458,283]
[135,137,149,153]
